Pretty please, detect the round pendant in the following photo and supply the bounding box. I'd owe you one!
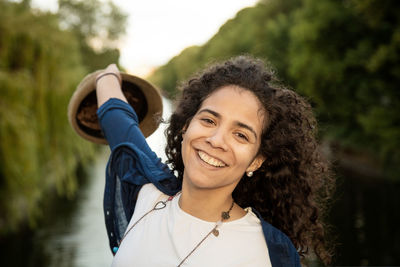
[212,229,219,237]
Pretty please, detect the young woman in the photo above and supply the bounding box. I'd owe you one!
[95,56,334,266]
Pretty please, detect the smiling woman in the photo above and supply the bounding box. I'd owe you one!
[180,86,265,201]
[92,55,334,266]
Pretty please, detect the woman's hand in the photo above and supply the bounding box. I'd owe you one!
[96,64,122,85]
[104,63,120,75]
[96,63,128,108]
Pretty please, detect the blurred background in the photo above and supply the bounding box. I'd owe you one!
[0,0,399,266]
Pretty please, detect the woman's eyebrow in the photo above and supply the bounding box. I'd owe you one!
[198,108,258,140]
[198,108,220,118]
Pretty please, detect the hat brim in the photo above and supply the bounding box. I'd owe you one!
[68,70,163,144]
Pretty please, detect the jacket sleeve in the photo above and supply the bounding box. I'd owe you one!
[96,98,180,253]
[97,98,160,161]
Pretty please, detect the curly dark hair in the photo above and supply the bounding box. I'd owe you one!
[165,55,335,265]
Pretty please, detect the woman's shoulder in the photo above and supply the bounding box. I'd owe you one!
[125,183,166,229]
[137,183,167,206]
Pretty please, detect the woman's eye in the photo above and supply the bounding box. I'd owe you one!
[235,132,249,141]
[201,118,215,125]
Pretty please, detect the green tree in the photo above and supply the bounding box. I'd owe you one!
[0,0,128,234]
[58,0,128,71]
[288,0,400,176]
[150,46,202,98]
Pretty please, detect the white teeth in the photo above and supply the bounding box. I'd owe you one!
[198,151,226,167]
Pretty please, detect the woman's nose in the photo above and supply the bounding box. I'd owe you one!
[205,128,228,150]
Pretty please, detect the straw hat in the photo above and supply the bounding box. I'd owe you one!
[68,70,163,144]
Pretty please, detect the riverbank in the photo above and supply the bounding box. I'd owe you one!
[0,149,112,267]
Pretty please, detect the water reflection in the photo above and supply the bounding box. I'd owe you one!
[35,151,112,267]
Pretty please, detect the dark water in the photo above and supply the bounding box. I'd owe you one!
[330,168,400,266]
[1,96,399,266]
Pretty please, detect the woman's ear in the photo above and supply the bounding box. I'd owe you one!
[246,155,265,173]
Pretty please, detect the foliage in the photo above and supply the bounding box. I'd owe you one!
[58,0,127,72]
[149,0,400,179]
[287,0,400,177]
[0,0,125,234]
[149,46,201,98]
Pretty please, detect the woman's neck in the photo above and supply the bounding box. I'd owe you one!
[179,181,246,222]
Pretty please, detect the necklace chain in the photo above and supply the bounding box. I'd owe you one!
[114,193,235,267]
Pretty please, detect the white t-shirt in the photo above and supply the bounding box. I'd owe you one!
[112,184,272,267]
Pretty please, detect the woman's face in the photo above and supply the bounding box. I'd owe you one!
[181,85,266,193]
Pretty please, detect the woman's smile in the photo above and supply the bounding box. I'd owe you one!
[197,150,227,168]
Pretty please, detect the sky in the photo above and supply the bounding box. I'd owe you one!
[31,0,259,77]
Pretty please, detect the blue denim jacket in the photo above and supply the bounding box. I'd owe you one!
[97,98,300,267]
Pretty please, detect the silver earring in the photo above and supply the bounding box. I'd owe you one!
[246,171,253,177]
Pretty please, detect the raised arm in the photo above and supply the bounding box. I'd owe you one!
[94,63,165,160]
[95,63,151,152]
[96,64,127,108]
